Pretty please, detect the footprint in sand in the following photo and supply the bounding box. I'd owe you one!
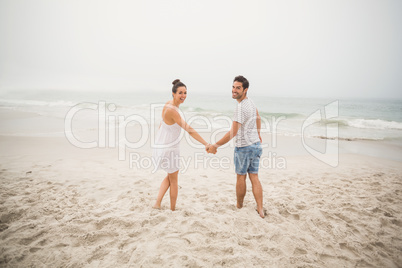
[264,247,284,258]
[150,215,167,226]
[1,210,25,224]
[18,230,47,246]
[29,247,41,253]
[278,208,300,220]
[339,242,359,258]
[319,253,337,263]
[0,223,8,232]
[294,247,308,255]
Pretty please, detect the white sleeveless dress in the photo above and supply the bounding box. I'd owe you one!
[152,120,182,174]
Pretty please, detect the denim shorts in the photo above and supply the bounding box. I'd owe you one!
[234,142,262,175]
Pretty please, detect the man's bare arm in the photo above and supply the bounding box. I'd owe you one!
[256,109,262,142]
[214,121,241,147]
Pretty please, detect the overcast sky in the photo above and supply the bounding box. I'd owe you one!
[0,0,401,99]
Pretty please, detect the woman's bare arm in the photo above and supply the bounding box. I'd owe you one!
[168,108,208,146]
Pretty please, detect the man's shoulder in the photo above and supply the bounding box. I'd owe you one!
[242,98,257,109]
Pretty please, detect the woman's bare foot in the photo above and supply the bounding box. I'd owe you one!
[236,202,243,209]
[152,203,161,209]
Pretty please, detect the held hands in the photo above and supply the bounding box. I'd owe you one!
[205,144,217,154]
[208,145,217,154]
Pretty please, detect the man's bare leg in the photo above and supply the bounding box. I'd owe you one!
[236,174,247,208]
[248,173,264,218]
[153,175,169,209]
[168,171,179,211]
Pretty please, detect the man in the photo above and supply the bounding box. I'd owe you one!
[208,75,264,218]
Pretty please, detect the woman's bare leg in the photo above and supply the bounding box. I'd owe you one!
[168,171,179,211]
[153,175,169,209]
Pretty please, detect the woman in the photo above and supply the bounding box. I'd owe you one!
[152,79,209,211]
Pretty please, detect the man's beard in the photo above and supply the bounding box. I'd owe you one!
[232,92,244,99]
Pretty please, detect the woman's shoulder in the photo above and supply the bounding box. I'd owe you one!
[163,101,179,118]
[163,101,178,112]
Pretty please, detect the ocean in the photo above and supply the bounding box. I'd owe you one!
[0,89,401,145]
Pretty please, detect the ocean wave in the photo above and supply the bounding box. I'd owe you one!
[182,106,305,119]
[259,111,305,119]
[183,106,207,113]
[0,98,77,107]
[345,118,402,130]
[312,136,385,141]
[319,118,402,130]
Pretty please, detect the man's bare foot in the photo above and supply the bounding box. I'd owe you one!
[257,208,265,218]
[236,202,243,209]
[152,203,161,209]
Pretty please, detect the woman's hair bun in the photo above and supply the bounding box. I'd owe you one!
[171,79,186,94]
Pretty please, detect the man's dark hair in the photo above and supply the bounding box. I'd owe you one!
[233,75,249,89]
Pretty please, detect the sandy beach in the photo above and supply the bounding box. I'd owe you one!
[1,111,402,268]
[2,0,402,266]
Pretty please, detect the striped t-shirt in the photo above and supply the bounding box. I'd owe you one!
[233,98,260,147]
